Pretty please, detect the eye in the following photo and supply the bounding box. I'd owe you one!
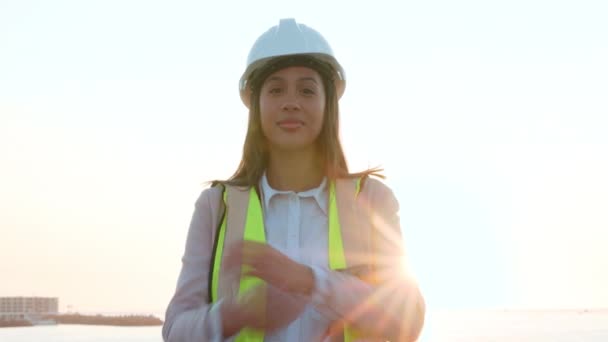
[269,87,283,95]
[301,88,316,96]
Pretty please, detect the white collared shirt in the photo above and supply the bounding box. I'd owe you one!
[256,173,332,341]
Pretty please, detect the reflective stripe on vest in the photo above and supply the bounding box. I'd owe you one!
[211,178,365,341]
[212,187,266,341]
[328,180,362,342]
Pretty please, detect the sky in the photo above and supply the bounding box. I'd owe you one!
[1,0,607,316]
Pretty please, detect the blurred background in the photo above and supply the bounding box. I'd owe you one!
[1,0,607,330]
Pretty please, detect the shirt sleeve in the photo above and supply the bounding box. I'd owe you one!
[162,188,227,342]
[309,179,426,341]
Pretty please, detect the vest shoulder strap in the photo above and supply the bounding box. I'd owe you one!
[208,183,226,302]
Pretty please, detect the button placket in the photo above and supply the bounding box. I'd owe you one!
[287,193,300,260]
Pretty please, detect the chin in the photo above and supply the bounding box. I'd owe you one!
[271,140,315,152]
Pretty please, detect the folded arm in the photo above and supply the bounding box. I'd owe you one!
[311,179,426,341]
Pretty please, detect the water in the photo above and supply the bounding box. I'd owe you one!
[421,309,608,341]
[0,325,162,342]
[1,310,607,341]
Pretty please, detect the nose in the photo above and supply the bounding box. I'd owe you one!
[281,92,301,112]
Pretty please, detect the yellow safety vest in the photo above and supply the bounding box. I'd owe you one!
[209,177,370,341]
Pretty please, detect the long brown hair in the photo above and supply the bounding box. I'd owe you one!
[214,56,383,187]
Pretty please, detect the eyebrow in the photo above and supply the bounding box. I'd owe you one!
[265,76,319,84]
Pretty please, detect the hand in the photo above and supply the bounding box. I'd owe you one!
[224,240,315,295]
[220,240,312,337]
[221,283,308,336]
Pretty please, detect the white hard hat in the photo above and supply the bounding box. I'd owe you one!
[239,18,346,107]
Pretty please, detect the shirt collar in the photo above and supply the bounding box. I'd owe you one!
[260,173,328,216]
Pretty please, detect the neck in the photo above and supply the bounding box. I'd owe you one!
[266,147,324,192]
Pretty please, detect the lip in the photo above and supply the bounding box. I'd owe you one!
[277,119,304,130]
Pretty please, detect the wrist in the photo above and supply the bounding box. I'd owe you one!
[291,264,314,295]
[220,299,246,337]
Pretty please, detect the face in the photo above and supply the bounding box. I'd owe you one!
[259,66,326,152]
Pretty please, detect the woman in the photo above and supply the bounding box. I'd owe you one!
[163,18,425,342]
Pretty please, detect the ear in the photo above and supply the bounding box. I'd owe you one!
[335,79,345,99]
[241,87,252,109]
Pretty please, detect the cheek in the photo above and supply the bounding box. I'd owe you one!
[311,101,326,131]
[258,100,275,137]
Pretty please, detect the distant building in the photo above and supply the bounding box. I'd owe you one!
[0,297,58,320]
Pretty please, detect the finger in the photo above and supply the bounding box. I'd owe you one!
[243,268,263,279]
[245,267,291,291]
[240,240,264,255]
[226,240,267,269]
[240,243,271,265]
[223,243,244,270]
[242,240,281,257]
[227,241,246,256]
[243,265,281,286]
[241,240,266,248]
